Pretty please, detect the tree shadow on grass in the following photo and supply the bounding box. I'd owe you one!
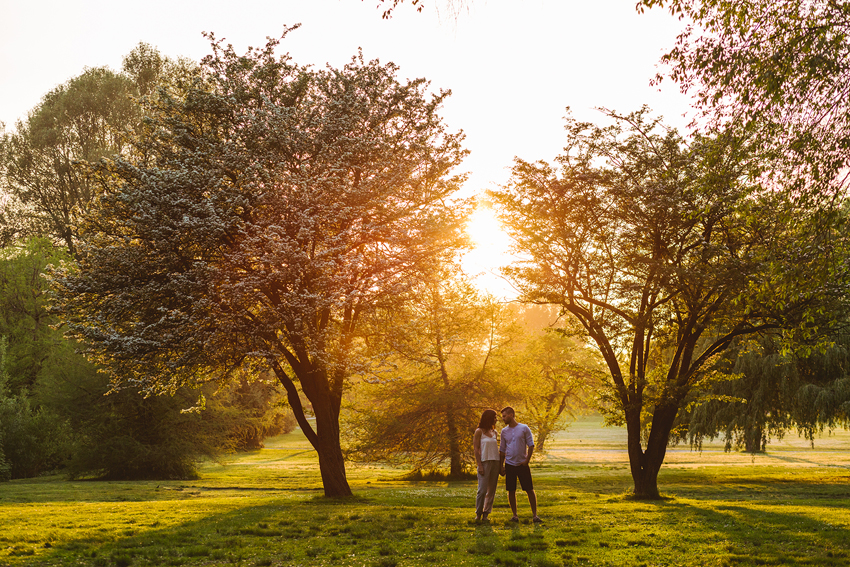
[20,503,293,565]
[13,493,488,566]
[629,497,850,566]
[540,466,850,502]
[0,474,329,505]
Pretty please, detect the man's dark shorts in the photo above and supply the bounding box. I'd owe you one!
[504,463,534,492]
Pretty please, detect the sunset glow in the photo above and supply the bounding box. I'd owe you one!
[461,201,517,299]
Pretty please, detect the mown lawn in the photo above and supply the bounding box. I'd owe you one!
[2,417,850,567]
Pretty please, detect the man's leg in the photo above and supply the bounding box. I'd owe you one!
[518,465,541,521]
[505,464,520,520]
[527,489,538,517]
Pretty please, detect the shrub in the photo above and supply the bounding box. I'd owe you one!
[0,446,11,482]
[0,391,70,479]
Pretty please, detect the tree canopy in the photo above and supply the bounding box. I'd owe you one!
[51,32,469,497]
[639,0,850,198]
[1,44,197,257]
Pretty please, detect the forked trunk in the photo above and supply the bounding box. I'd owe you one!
[626,405,677,500]
[273,364,352,498]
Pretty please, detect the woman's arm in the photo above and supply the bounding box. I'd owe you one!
[473,428,483,469]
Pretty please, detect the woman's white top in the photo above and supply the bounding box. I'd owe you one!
[480,431,499,461]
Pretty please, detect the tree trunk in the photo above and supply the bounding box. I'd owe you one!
[272,363,352,498]
[626,404,678,500]
[313,399,353,498]
[437,343,462,477]
[744,424,765,453]
[626,429,661,499]
[446,407,463,478]
[632,465,662,500]
[536,428,550,454]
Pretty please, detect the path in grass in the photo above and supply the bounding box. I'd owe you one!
[2,416,849,566]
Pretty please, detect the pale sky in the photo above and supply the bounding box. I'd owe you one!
[0,0,694,297]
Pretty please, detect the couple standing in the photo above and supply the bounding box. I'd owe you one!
[473,406,541,523]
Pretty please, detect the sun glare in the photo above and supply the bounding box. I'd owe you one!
[461,202,517,299]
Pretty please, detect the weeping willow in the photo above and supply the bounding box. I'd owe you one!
[676,329,850,453]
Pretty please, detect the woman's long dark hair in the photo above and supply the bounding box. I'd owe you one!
[478,409,497,431]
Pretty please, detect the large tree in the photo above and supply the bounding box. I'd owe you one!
[51,32,468,497]
[491,108,845,499]
[637,0,850,453]
[0,239,74,479]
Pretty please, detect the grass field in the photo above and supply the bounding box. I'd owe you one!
[2,416,850,567]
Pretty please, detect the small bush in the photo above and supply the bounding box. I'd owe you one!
[0,394,70,479]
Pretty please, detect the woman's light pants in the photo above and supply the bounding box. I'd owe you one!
[476,460,500,517]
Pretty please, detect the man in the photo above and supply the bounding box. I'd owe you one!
[499,406,541,523]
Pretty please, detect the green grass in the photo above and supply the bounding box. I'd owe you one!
[2,416,850,566]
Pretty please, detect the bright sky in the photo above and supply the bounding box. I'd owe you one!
[0,0,693,297]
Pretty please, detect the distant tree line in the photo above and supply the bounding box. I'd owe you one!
[0,237,295,482]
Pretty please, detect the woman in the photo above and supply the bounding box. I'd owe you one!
[473,408,500,521]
